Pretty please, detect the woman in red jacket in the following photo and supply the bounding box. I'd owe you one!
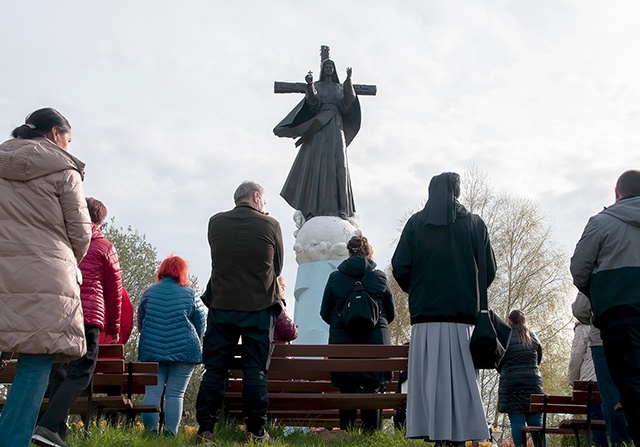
[274,277,298,345]
[35,197,123,445]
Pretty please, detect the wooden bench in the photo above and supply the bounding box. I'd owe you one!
[89,344,161,425]
[0,345,160,426]
[523,380,606,447]
[222,344,409,428]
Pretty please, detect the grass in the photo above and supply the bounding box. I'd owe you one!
[65,421,431,447]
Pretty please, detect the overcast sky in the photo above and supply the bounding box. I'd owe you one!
[2,1,638,307]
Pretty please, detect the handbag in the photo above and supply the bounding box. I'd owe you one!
[469,220,511,369]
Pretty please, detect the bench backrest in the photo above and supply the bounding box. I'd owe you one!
[230,344,408,381]
[0,345,158,398]
[529,394,590,415]
[228,344,408,394]
[528,380,601,415]
[572,380,602,404]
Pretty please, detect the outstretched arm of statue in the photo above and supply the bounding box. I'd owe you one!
[305,71,319,107]
[343,67,356,108]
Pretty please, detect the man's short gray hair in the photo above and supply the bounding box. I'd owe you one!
[234,181,264,204]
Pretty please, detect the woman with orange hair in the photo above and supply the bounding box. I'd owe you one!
[137,255,207,437]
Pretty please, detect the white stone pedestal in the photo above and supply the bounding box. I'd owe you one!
[290,216,360,345]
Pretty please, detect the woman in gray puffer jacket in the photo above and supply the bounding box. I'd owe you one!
[0,108,91,447]
[498,309,545,447]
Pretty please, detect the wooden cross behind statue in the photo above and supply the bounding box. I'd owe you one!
[274,45,377,96]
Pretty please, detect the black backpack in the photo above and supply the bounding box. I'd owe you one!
[340,279,380,332]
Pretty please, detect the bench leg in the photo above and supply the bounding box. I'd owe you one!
[84,378,94,434]
[573,427,581,447]
[126,409,135,427]
[158,383,166,433]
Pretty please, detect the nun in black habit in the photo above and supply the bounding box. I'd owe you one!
[391,172,496,445]
[274,58,361,220]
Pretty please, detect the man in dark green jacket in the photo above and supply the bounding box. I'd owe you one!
[195,181,284,444]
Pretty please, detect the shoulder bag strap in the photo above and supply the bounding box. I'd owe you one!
[475,217,488,312]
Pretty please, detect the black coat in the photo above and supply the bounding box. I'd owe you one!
[391,205,496,325]
[320,256,395,387]
[498,328,543,413]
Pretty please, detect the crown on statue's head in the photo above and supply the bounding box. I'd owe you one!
[320,45,330,62]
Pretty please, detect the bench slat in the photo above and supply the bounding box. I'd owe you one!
[0,360,17,382]
[226,408,398,427]
[572,390,602,404]
[270,344,409,358]
[1,359,126,380]
[92,373,157,387]
[97,344,125,359]
[224,392,406,411]
[558,419,607,431]
[267,358,407,372]
[94,360,125,374]
[127,362,159,373]
[529,403,589,415]
[573,380,600,392]
[228,379,338,393]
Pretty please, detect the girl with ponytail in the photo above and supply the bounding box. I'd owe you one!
[498,310,545,447]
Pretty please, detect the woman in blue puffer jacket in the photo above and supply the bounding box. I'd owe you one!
[137,255,207,437]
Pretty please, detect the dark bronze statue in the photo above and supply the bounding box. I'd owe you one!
[274,46,376,221]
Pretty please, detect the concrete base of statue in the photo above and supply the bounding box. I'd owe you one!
[291,215,360,345]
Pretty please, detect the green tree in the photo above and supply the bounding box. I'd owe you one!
[460,168,573,430]
[385,267,411,345]
[386,205,425,345]
[103,219,160,359]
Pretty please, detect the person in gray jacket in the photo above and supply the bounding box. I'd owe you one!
[570,169,640,445]
[571,293,630,446]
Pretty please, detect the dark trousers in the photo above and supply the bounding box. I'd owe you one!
[601,323,640,446]
[338,385,382,433]
[591,345,630,446]
[195,307,275,436]
[589,402,608,447]
[39,326,101,435]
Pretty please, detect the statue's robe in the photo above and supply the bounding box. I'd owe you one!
[274,79,361,219]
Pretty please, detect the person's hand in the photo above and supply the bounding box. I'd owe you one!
[305,71,313,85]
[105,333,120,344]
[346,67,352,79]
